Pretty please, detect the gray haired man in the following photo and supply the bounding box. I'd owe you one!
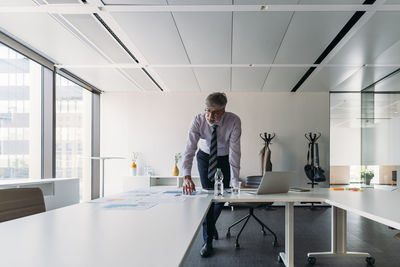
[182,92,241,257]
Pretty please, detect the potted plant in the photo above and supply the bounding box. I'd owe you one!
[360,168,374,185]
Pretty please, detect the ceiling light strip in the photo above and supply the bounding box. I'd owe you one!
[93,13,138,63]
[93,13,164,92]
[291,0,376,92]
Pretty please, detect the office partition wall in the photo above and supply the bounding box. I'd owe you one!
[330,70,400,185]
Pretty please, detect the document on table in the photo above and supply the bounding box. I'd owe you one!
[88,189,208,210]
[102,202,157,210]
[162,190,208,198]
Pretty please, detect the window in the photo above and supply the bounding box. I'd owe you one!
[0,43,41,179]
[56,74,92,201]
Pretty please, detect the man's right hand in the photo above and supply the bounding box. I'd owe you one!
[183,175,196,195]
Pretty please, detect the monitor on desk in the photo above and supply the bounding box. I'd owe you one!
[248,171,295,195]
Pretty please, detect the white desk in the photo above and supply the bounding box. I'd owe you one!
[215,190,327,267]
[216,188,400,266]
[0,187,212,267]
[307,188,400,265]
[0,188,399,267]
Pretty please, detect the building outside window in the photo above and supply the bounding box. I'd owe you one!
[0,42,41,179]
[56,74,92,201]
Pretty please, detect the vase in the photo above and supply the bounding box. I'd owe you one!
[365,175,373,185]
[172,164,179,176]
[131,167,137,176]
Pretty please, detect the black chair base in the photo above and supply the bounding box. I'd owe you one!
[226,207,278,248]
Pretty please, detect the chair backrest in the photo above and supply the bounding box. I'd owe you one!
[0,188,46,223]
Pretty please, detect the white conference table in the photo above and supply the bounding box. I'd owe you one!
[0,187,399,267]
[0,188,212,267]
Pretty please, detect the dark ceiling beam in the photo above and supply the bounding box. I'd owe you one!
[291,0,376,92]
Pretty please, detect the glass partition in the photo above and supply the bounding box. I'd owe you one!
[331,72,400,188]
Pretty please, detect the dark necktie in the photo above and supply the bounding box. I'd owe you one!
[208,125,218,182]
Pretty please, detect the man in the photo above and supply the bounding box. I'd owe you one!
[182,92,241,257]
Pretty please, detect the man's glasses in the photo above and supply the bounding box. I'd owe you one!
[205,108,224,116]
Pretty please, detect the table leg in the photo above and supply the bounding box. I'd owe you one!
[279,202,294,267]
[100,158,105,198]
[307,206,372,264]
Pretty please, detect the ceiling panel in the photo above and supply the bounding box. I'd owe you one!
[231,67,268,92]
[168,0,230,4]
[263,67,307,92]
[153,68,200,91]
[0,13,108,65]
[274,11,354,64]
[385,0,400,3]
[373,40,400,64]
[45,0,81,3]
[236,0,364,3]
[0,0,35,6]
[172,12,231,64]
[103,0,167,4]
[302,66,359,92]
[329,12,400,65]
[235,0,297,4]
[111,12,189,64]
[63,14,134,64]
[333,67,398,91]
[66,67,141,91]
[123,68,162,91]
[300,0,364,3]
[193,68,230,92]
[232,12,293,64]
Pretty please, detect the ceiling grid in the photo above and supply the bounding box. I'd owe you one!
[0,0,399,92]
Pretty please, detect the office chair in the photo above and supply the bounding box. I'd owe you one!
[0,188,46,223]
[226,176,278,248]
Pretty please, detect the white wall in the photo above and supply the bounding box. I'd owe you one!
[101,92,330,195]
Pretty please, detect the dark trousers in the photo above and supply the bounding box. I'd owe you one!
[197,150,230,244]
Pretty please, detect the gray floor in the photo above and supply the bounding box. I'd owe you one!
[182,206,400,267]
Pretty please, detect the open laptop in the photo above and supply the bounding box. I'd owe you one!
[248,171,295,195]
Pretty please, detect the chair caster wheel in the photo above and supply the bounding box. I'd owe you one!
[273,240,278,247]
[366,257,375,265]
[278,255,283,263]
[235,242,240,249]
[307,257,316,265]
[262,230,267,236]
[226,231,231,239]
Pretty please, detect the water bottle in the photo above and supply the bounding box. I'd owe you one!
[214,168,224,197]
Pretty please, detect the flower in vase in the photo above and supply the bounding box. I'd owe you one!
[174,153,182,165]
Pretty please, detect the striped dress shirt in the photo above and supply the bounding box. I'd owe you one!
[182,112,241,185]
